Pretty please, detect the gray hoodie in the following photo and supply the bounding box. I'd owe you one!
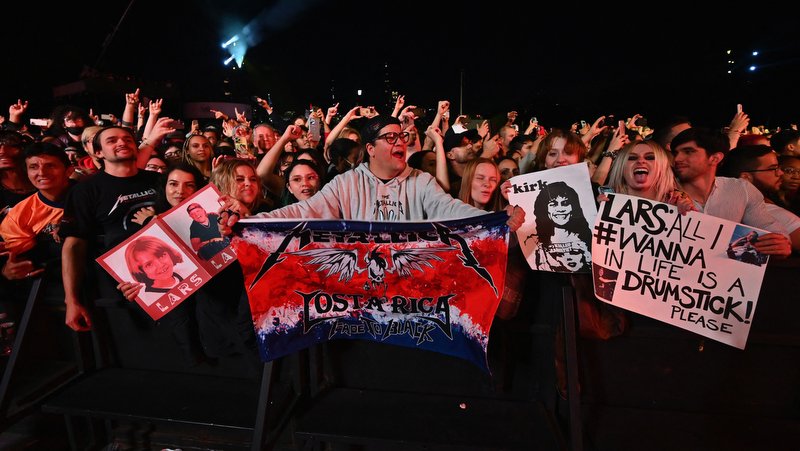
[257,162,485,221]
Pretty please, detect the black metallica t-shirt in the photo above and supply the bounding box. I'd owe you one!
[59,170,159,249]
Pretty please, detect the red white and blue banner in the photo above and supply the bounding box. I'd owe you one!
[233,213,509,370]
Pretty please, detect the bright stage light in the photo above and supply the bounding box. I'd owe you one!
[224,55,235,65]
[222,35,239,49]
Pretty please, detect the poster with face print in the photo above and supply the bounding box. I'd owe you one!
[507,164,598,273]
[97,184,237,320]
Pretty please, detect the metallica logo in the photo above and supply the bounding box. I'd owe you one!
[291,246,452,292]
[297,289,455,344]
[248,222,498,295]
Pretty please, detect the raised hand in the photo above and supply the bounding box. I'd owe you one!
[235,107,248,124]
[88,108,100,125]
[8,99,28,120]
[392,95,405,117]
[126,88,141,105]
[326,103,339,121]
[149,98,163,116]
[210,109,228,120]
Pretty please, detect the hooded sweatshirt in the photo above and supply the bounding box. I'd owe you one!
[257,162,485,221]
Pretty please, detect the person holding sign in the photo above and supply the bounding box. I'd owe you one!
[606,141,695,212]
[218,115,525,230]
[671,128,791,257]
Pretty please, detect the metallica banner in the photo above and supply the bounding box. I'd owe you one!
[233,212,510,370]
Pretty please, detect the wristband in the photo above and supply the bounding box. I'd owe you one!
[600,149,619,160]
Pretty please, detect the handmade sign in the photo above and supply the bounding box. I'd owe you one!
[591,194,769,348]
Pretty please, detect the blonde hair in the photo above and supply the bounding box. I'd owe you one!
[210,158,268,212]
[125,236,183,285]
[607,141,679,202]
[181,134,213,176]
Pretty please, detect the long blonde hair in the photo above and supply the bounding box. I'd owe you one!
[210,159,269,212]
[607,141,679,202]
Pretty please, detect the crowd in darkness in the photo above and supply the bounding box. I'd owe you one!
[0,86,798,369]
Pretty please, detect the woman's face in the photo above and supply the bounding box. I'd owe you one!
[544,137,579,169]
[166,169,198,207]
[498,159,520,182]
[552,247,585,271]
[279,154,294,175]
[234,165,260,205]
[187,136,212,163]
[547,195,573,226]
[471,163,499,209]
[135,250,174,283]
[623,143,657,194]
[287,165,321,201]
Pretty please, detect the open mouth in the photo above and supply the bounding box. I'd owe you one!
[633,168,649,183]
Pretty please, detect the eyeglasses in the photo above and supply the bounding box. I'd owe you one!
[782,167,800,177]
[742,165,782,176]
[145,164,167,172]
[375,132,411,145]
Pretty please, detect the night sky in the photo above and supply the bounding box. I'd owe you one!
[4,1,798,129]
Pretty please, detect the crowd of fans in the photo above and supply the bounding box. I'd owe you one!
[0,88,798,370]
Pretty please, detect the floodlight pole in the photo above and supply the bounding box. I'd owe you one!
[93,0,137,70]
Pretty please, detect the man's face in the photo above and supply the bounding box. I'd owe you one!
[188,206,208,222]
[785,137,800,156]
[500,127,518,149]
[203,131,219,147]
[254,126,276,151]
[672,141,715,182]
[780,158,800,192]
[366,124,407,179]
[26,155,71,192]
[746,152,783,194]
[96,128,137,163]
[0,141,22,171]
[447,140,477,165]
